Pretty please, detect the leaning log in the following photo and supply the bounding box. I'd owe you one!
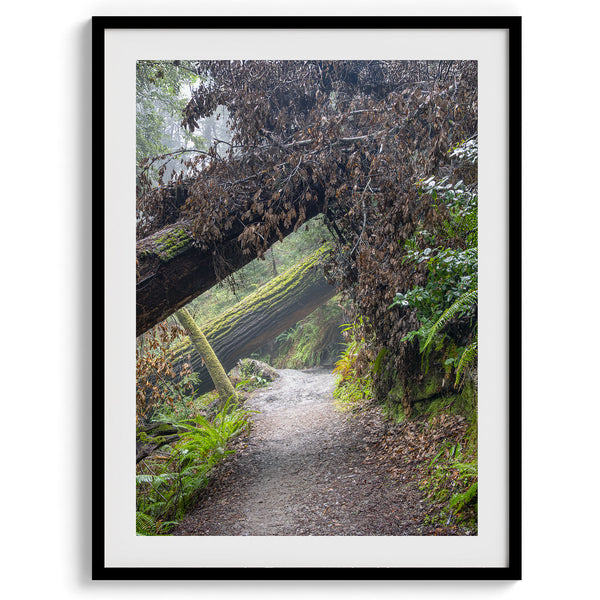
[175,307,238,406]
[136,196,326,337]
[176,245,335,396]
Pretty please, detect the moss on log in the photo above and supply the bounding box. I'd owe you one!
[175,307,237,405]
[136,196,326,336]
[176,245,335,396]
[136,422,181,463]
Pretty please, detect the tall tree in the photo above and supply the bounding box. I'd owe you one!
[136,60,207,195]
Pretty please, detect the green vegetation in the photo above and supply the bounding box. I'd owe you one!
[255,299,345,369]
[195,244,331,343]
[136,399,254,535]
[420,421,478,530]
[136,60,205,175]
[135,221,335,535]
[155,228,191,262]
[332,319,374,411]
[171,243,336,398]
[175,307,238,407]
[329,138,479,526]
[390,139,478,389]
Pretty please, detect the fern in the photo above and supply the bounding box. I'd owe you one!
[136,474,155,484]
[422,289,477,352]
[453,460,478,478]
[136,511,179,535]
[455,336,478,387]
[449,481,478,513]
[136,511,157,536]
[136,398,254,534]
[145,500,167,516]
[136,472,177,485]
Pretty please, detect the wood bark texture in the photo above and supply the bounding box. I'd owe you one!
[176,245,335,396]
[136,196,325,337]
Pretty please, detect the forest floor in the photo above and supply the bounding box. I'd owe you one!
[172,367,472,536]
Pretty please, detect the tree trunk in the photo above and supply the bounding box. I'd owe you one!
[176,245,335,396]
[175,307,237,405]
[268,247,278,276]
[136,195,326,337]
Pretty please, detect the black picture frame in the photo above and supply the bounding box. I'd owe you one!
[92,15,521,580]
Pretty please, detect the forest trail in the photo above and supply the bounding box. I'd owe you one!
[173,367,432,536]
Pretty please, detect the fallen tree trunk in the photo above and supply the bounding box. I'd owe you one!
[176,245,335,396]
[136,196,326,337]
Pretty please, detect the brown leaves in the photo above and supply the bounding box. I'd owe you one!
[138,61,477,359]
[136,321,191,423]
[373,413,469,477]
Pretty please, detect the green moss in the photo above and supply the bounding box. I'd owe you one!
[387,381,405,405]
[155,228,191,262]
[382,401,406,423]
[154,423,177,435]
[207,244,330,333]
[382,363,478,422]
[372,348,389,374]
[333,375,372,412]
[412,394,459,418]
[173,244,332,358]
[175,307,237,403]
[137,432,170,446]
[458,378,477,417]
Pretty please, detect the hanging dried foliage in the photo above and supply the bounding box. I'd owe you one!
[136,60,478,389]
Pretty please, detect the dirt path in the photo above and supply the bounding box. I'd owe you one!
[173,367,432,536]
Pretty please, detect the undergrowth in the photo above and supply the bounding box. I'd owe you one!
[332,320,374,412]
[420,415,478,531]
[333,319,478,531]
[136,398,255,535]
[260,300,344,369]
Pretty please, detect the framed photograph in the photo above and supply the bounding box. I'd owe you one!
[93,16,521,579]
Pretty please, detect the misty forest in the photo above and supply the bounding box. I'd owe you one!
[135,60,478,537]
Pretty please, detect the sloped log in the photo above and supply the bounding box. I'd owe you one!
[175,307,238,406]
[136,196,326,337]
[176,245,335,396]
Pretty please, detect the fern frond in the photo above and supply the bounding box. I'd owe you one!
[145,501,168,517]
[136,474,155,484]
[453,460,478,478]
[449,481,478,512]
[455,337,478,387]
[423,289,477,351]
[136,511,157,535]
